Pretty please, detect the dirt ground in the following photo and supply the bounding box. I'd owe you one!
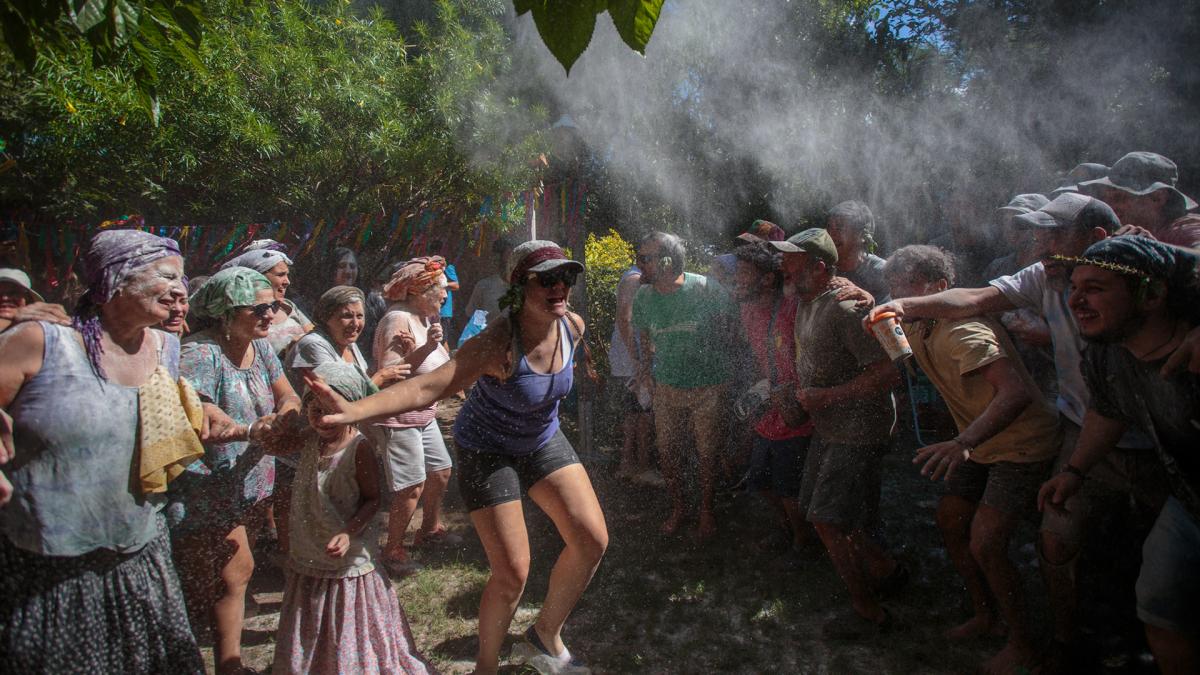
[206,399,1160,674]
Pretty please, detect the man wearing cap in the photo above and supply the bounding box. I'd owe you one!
[632,231,733,539]
[825,200,890,302]
[1039,235,1200,675]
[983,193,1056,399]
[1051,162,1110,196]
[867,193,1174,665]
[1079,151,1200,250]
[0,268,46,333]
[773,228,901,638]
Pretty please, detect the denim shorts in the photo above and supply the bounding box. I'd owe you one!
[455,430,580,512]
[1136,496,1200,633]
[747,435,809,497]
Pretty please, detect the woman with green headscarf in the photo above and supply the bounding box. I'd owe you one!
[170,266,303,675]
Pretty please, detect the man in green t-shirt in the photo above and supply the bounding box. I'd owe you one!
[632,231,733,540]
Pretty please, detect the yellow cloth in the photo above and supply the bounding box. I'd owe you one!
[137,367,205,494]
[906,317,1061,464]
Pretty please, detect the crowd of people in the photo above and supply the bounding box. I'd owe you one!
[0,149,1196,675]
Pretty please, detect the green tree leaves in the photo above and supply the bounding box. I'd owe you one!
[0,0,205,123]
[514,0,663,73]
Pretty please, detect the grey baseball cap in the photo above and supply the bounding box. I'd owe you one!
[1052,162,1110,195]
[1013,193,1120,232]
[0,268,45,302]
[997,193,1050,216]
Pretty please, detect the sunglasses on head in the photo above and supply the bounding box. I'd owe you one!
[532,267,579,288]
[242,301,282,318]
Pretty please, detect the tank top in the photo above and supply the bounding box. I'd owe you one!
[453,317,576,455]
[2,322,177,556]
[287,434,376,578]
[373,308,451,429]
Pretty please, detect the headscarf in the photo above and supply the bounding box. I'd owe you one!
[313,285,366,327]
[1058,235,1199,286]
[220,249,294,275]
[189,266,272,320]
[1055,235,1200,320]
[72,230,182,377]
[382,256,446,301]
[310,361,378,403]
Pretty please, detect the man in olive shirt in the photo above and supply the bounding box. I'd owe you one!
[632,231,733,539]
[771,228,900,638]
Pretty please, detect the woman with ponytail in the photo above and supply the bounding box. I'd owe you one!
[308,240,606,675]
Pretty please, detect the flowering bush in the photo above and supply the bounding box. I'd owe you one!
[583,228,635,378]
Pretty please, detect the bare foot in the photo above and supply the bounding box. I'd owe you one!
[697,511,717,541]
[944,614,997,641]
[660,510,684,535]
[981,641,1037,675]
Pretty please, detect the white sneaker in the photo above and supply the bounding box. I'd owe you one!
[509,627,591,675]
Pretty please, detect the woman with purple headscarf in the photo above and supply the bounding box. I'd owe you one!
[0,230,205,673]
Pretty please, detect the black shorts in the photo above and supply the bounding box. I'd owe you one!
[455,430,580,511]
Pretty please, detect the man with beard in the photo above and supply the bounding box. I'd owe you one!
[825,200,890,303]
[1078,152,1200,250]
[772,229,901,638]
[632,231,733,539]
[867,193,1172,668]
[1039,235,1200,675]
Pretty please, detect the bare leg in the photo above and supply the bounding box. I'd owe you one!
[469,501,531,675]
[1145,623,1200,675]
[781,498,811,547]
[635,411,654,471]
[1039,529,1080,644]
[972,505,1036,674]
[813,521,885,622]
[415,468,451,541]
[618,411,638,475]
[654,396,685,534]
[527,463,609,656]
[384,482,424,562]
[936,495,996,639]
[212,524,256,674]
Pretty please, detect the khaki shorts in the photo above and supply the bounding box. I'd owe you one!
[653,382,729,463]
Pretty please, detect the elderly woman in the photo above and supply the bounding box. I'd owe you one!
[160,279,190,337]
[0,268,45,332]
[0,231,204,673]
[288,285,409,388]
[313,241,608,674]
[368,257,457,575]
[221,243,313,355]
[170,266,303,675]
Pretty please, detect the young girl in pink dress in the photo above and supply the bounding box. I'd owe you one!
[273,362,433,674]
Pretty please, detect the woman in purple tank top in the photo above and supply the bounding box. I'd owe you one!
[310,240,607,675]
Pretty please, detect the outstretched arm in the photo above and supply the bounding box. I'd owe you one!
[311,320,509,425]
[866,286,1015,326]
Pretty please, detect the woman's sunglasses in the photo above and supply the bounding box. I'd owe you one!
[533,268,579,288]
[241,301,283,318]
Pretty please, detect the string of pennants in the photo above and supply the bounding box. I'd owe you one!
[1,180,587,291]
